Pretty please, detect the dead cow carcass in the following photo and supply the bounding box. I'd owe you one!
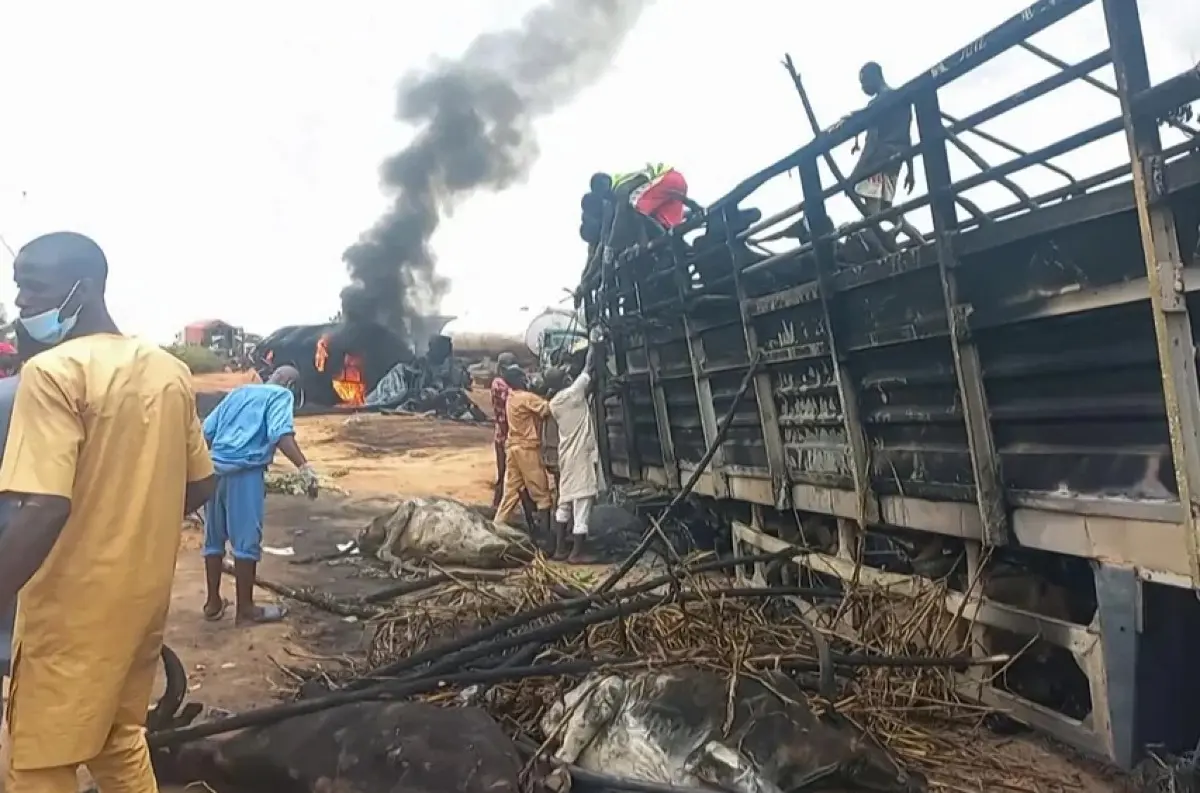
[159,701,523,793]
[976,561,1092,723]
[541,667,925,793]
[358,496,534,571]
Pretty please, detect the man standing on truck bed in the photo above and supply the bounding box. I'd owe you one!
[0,231,216,793]
[848,62,916,217]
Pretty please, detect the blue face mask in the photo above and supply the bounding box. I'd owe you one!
[19,281,83,346]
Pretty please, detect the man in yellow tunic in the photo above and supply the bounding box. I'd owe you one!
[0,231,217,793]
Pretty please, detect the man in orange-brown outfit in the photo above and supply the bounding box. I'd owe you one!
[494,367,553,539]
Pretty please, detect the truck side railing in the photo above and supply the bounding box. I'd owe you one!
[579,0,1200,766]
[583,0,1200,573]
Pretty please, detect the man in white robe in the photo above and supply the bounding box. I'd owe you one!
[545,340,600,562]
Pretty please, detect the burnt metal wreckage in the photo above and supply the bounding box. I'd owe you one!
[252,321,484,420]
[576,0,1200,772]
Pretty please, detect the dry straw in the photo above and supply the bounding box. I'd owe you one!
[313,552,1094,792]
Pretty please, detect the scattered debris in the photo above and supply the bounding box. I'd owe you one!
[265,469,348,497]
[191,547,1061,792]
[366,346,486,422]
[1133,743,1200,793]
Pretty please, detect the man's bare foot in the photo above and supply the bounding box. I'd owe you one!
[566,536,594,564]
[235,603,288,626]
[551,523,570,560]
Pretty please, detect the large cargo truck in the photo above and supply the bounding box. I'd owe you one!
[577,0,1200,769]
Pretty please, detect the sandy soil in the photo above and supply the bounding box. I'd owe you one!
[190,375,499,501]
[191,371,260,392]
[289,412,495,501]
[164,410,499,712]
[150,411,501,793]
[166,494,394,714]
[0,404,503,793]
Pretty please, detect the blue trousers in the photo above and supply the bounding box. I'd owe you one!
[203,467,266,562]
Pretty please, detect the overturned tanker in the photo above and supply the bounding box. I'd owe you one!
[579,0,1200,772]
[255,322,410,408]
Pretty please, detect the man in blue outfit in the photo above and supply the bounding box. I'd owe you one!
[201,365,318,625]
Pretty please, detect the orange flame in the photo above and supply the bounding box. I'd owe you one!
[315,335,330,373]
[332,353,365,406]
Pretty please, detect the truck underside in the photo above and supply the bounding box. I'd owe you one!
[578,0,1200,769]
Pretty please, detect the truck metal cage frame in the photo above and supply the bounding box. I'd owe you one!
[577,0,1200,768]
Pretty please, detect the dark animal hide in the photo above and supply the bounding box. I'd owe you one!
[155,701,524,793]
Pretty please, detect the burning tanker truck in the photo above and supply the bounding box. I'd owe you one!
[253,321,406,408]
[252,315,481,420]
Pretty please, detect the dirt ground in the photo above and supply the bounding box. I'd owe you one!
[165,400,498,715]
[167,493,399,714]
[191,371,261,392]
[145,405,500,793]
[289,411,496,502]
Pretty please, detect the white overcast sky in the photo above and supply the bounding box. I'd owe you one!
[0,0,1196,342]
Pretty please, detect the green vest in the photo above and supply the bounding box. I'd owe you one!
[611,163,670,189]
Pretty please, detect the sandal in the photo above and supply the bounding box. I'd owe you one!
[203,599,229,622]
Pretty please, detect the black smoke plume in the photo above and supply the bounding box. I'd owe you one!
[340,0,654,345]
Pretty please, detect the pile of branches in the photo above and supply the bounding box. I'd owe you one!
[149,544,1092,791]
[344,558,1077,792]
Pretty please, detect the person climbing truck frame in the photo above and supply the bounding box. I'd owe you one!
[611,164,690,230]
[847,61,916,217]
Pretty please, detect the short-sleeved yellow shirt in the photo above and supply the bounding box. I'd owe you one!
[505,390,551,452]
[0,333,213,769]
